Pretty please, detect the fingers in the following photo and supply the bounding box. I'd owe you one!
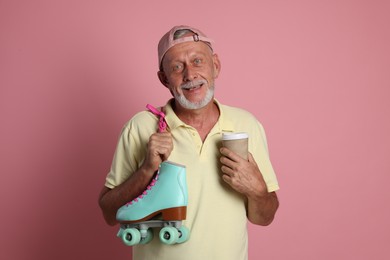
[220,163,235,177]
[145,132,173,170]
[150,132,173,157]
[221,173,233,186]
[219,148,243,185]
[220,149,260,194]
[219,147,242,163]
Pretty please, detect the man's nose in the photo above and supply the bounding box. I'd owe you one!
[183,66,197,82]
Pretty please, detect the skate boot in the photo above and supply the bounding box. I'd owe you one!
[116,161,190,246]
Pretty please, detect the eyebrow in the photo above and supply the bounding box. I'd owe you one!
[170,52,207,63]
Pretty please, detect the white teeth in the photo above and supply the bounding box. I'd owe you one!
[184,85,200,90]
[181,80,206,90]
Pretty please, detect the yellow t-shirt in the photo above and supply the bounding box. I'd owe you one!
[105,99,279,260]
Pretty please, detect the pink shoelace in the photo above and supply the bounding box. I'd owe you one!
[146,104,167,133]
[125,104,167,206]
[126,174,159,206]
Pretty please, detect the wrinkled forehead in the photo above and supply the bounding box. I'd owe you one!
[161,40,213,67]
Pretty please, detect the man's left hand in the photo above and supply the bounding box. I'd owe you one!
[219,147,268,199]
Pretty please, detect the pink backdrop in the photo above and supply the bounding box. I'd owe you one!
[1,0,389,259]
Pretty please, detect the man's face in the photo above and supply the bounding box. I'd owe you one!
[159,40,221,110]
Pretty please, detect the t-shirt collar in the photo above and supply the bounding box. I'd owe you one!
[163,98,235,133]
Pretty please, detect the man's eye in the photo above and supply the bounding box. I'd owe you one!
[194,59,202,65]
[173,64,183,71]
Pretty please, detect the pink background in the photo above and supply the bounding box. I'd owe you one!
[1,0,389,259]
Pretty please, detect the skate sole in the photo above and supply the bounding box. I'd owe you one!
[118,206,187,224]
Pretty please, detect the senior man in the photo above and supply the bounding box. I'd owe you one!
[99,25,280,260]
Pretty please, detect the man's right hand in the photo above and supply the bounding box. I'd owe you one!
[143,131,173,172]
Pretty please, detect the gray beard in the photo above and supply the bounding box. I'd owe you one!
[174,85,215,110]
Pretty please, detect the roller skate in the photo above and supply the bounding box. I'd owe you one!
[116,161,190,246]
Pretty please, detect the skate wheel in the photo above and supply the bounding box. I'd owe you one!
[121,228,141,246]
[159,226,179,245]
[139,229,154,245]
[177,226,190,243]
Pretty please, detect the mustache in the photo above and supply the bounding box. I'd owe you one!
[180,80,207,90]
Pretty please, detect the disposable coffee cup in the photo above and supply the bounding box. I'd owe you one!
[222,132,249,160]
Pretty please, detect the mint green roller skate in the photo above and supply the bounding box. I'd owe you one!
[116,161,190,246]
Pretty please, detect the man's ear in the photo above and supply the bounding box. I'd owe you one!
[157,71,169,88]
[212,53,221,79]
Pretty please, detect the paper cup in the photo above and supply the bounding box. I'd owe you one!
[222,132,249,160]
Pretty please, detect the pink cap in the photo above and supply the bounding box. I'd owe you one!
[158,25,214,70]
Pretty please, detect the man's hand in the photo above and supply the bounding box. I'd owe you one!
[220,147,267,198]
[220,147,279,225]
[142,131,173,172]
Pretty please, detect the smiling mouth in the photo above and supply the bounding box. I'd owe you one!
[183,82,204,91]
[186,84,202,91]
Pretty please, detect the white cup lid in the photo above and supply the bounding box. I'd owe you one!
[222,132,249,140]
